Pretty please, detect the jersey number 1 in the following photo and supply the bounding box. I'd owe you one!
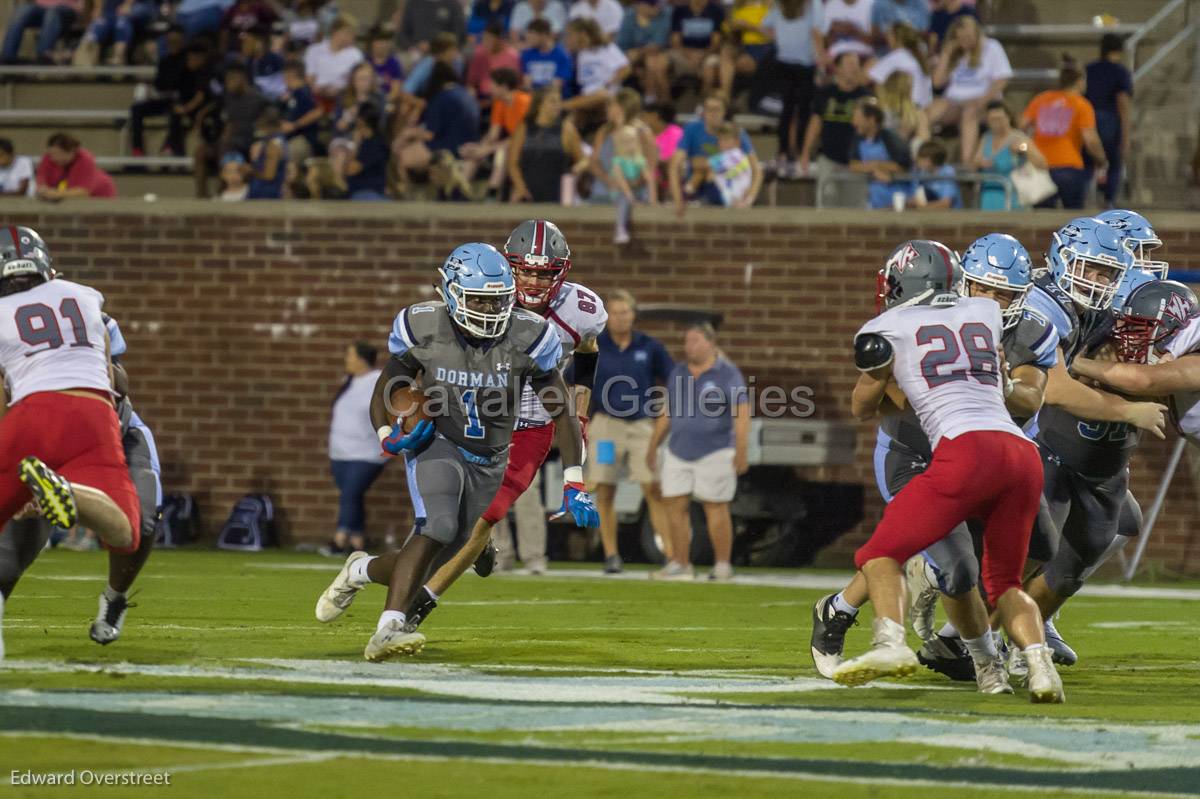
[461,389,485,439]
[917,323,999,389]
[16,300,92,357]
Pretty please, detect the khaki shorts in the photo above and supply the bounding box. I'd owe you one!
[660,447,737,504]
[586,414,655,487]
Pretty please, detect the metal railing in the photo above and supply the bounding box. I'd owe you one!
[803,171,1016,210]
[1125,0,1192,77]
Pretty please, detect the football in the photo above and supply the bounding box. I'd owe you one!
[389,384,431,433]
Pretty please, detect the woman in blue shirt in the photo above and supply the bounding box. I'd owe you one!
[970,100,1046,210]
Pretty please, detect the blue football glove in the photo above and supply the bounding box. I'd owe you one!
[551,482,600,528]
[381,418,434,455]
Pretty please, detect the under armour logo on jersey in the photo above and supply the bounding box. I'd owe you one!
[887,244,920,274]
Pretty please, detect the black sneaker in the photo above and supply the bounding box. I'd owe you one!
[89,592,131,645]
[604,554,623,574]
[810,593,857,679]
[917,634,976,682]
[472,539,496,577]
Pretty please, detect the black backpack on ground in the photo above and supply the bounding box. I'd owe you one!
[216,494,276,551]
[155,494,199,548]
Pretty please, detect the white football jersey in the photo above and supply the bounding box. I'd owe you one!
[518,281,608,426]
[0,278,112,404]
[1165,315,1200,443]
[858,296,1024,449]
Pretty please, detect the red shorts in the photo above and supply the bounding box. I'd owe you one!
[0,391,141,554]
[482,422,556,524]
[855,430,1043,603]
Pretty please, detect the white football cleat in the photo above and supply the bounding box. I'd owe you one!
[904,555,939,644]
[974,656,1014,695]
[1025,645,1065,704]
[1005,641,1029,685]
[315,551,371,623]
[364,620,426,662]
[831,618,919,687]
[649,562,694,581]
[89,592,130,645]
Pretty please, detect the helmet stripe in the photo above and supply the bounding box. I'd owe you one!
[8,226,20,256]
[532,220,546,256]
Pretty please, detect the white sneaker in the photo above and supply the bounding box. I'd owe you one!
[904,555,939,644]
[650,562,694,581]
[974,656,1014,695]
[1025,645,1065,704]
[364,620,426,662]
[709,562,734,581]
[1005,642,1029,685]
[89,591,130,645]
[831,618,919,686]
[315,551,371,623]
[526,558,547,575]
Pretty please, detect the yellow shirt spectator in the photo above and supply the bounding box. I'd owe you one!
[728,0,770,46]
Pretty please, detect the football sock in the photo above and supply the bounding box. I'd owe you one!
[376,610,405,632]
[349,556,375,587]
[938,622,959,639]
[1022,643,1046,654]
[424,585,439,601]
[103,586,124,602]
[831,592,859,616]
[964,632,999,663]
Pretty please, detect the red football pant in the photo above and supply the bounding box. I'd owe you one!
[0,391,141,554]
[855,430,1043,603]
[482,422,556,525]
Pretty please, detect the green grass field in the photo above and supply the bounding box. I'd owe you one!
[2,549,1200,798]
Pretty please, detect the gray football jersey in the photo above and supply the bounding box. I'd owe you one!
[1034,404,1140,481]
[388,301,562,456]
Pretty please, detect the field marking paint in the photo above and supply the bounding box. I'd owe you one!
[1091,621,1193,629]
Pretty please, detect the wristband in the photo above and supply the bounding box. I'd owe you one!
[377,425,393,442]
[563,466,584,484]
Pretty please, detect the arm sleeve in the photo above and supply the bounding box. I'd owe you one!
[572,350,598,389]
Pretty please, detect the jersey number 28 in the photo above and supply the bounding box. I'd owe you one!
[917,323,999,389]
[15,300,93,357]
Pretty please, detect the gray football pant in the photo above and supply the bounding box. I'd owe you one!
[405,435,508,548]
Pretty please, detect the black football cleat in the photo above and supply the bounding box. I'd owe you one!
[811,593,858,679]
[472,539,497,577]
[917,634,976,682]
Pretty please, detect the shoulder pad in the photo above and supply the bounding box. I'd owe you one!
[854,332,894,372]
[389,301,446,356]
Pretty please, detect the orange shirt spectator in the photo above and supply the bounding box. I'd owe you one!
[491,89,532,135]
[35,133,116,200]
[1022,88,1096,169]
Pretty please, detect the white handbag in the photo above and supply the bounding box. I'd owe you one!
[1010,161,1058,207]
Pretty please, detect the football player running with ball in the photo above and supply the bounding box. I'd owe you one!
[831,240,1064,703]
[314,243,595,662]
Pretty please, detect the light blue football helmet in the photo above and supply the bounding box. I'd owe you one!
[1047,216,1134,311]
[1108,267,1158,317]
[1097,209,1168,278]
[961,233,1033,329]
[438,242,516,339]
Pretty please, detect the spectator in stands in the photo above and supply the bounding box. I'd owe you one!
[326,341,387,556]
[973,99,1045,210]
[367,26,403,95]
[870,0,929,47]
[216,151,249,200]
[688,120,755,210]
[395,0,465,62]
[589,87,657,202]
[521,18,573,92]
[647,322,748,582]
[246,106,287,199]
[460,67,529,195]
[644,102,683,175]
[876,71,929,148]
[756,0,825,177]
[589,289,674,574]
[821,0,872,52]
[345,102,390,200]
[305,16,364,102]
[720,0,771,107]
[175,0,234,41]
[281,59,324,161]
[1022,62,1107,210]
[508,85,585,202]
[128,30,190,157]
[35,132,116,200]
[563,17,630,114]
[328,62,385,190]
[1,0,80,64]
[511,0,565,39]
[618,0,671,104]
[929,15,1011,162]
[1086,33,1132,207]
[0,138,35,197]
[468,0,514,38]
[568,0,623,40]
[849,99,911,209]
[799,50,869,188]
[281,0,322,50]
[669,93,762,213]
[394,62,480,192]
[908,138,960,208]
[74,0,156,66]
[670,0,724,99]
[928,0,975,51]
[194,62,269,197]
[402,32,462,100]
[868,22,932,109]
[466,20,521,104]
[240,26,286,100]
[218,0,278,54]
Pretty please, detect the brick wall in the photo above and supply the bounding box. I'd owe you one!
[5,201,1199,575]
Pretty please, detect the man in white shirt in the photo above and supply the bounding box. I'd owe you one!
[327,341,388,555]
[305,17,364,100]
[568,0,624,39]
[0,139,34,198]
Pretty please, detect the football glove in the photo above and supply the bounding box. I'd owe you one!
[381,418,434,455]
[551,482,600,528]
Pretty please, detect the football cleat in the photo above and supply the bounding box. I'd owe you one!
[649,562,693,581]
[974,656,1014,695]
[1025,645,1066,704]
[831,618,919,687]
[1044,619,1078,666]
[473,539,497,577]
[904,555,940,643]
[89,592,131,645]
[1004,640,1029,685]
[917,634,976,682]
[315,551,371,623]
[403,586,438,630]
[709,562,734,581]
[18,457,77,530]
[810,594,857,679]
[364,620,426,662]
[604,554,623,574]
